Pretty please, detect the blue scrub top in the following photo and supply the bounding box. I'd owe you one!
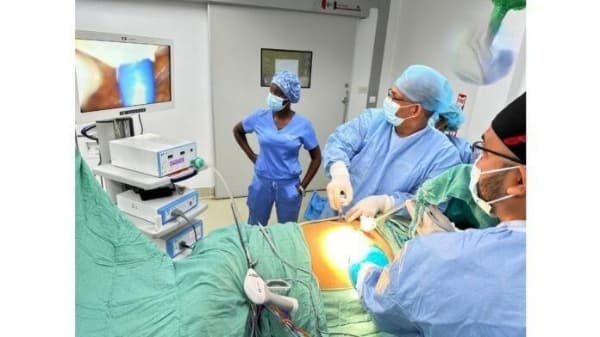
[359,221,526,337]
[243,108,319,180]
[322,108,462,217]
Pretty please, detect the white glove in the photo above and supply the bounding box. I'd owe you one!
[345,195,393,222]
[326,161,353,211]
[405,200,457,236]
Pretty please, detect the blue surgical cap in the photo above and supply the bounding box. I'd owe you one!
[436,103,465,131]
[394,65,455,114]
[271,71,301,103]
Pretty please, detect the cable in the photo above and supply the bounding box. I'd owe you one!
[250,303,264,337]
[212,166,254,268]
[81,123,98,142]
[256,225,323,337]
[169,168,198,184]
[210,165,261,336]
[279,278,325,337]
[172,209,198,243]
[245,302,263,337]
[138,113,144,135]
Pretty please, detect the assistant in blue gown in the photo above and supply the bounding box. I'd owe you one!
[321,109,461,218]
[355,91,528,337]
[321,65,462,219]
[430,104,479,164]
[358,221,526,337]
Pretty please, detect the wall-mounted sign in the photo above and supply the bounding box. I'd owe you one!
[261,48,313,88]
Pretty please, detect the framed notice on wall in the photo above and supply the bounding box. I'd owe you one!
[261,48,313,88]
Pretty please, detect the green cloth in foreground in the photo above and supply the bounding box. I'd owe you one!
[320,289,395,337]
[78,149,394,337]
[77,150,482,337]
[411,164,500,234]
[76,150,329,337]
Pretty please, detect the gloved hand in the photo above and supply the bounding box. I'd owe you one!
[405,200,457,236]
[345,195,393,222]
[348,245,389,288]
[326,161,353,211]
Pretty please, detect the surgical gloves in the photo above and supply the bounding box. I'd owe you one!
[348,245,389,289]
[345,195,393,222]
[327,161,353,211]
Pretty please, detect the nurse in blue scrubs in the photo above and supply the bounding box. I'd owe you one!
[233,71,322,226]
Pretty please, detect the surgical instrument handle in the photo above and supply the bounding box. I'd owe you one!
[267,292,298,314]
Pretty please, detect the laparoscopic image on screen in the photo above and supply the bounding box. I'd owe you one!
[75,39,171,113]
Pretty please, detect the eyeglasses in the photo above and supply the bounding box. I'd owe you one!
[471,141,523,164]
[387,88,415,106]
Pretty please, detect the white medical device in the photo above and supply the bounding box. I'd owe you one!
[109,133,197,177]
[243,269,298,314]
[117,188,199,226]
[153,220,203,258]
[91,123,207,260]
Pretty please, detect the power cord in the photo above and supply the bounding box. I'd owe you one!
[80,123,98,142]
[256,225,324,337]
[212,166,254,268]
[210,166,262,337]
[171,208,198,244]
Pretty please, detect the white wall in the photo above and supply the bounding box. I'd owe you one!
[346,7,378,121]
[379,0,526,142]
[76,0,214,187]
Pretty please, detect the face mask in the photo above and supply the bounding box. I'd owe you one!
[469,155,520,216]
[383,97,415,126]
[267,93,286,112]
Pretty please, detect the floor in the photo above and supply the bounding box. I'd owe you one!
[197,191,323,236]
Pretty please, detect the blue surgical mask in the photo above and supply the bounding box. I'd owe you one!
[469,155,520,216]
[383,97,416,126]
[383,97,402,126]
[267,93,286,112]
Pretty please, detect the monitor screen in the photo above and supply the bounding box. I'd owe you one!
[75,31,173,121]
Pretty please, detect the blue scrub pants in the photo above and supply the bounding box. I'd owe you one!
[246,175,302,226]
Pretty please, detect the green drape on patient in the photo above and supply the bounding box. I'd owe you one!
[77,150,393,336]
[77,150,489,337]
[77,150,329,337]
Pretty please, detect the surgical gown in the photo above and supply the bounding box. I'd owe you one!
[321,108,462,218]
[359,221,526,337]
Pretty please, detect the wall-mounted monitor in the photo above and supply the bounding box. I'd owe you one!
[75,30,174,124]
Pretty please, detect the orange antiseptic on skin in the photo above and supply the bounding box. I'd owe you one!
[301,220,393,289]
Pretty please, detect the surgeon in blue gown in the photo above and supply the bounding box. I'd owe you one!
[322,65,462,221]
[351,92,527,337]
[234,71,322,226]
[430,104,479,164]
